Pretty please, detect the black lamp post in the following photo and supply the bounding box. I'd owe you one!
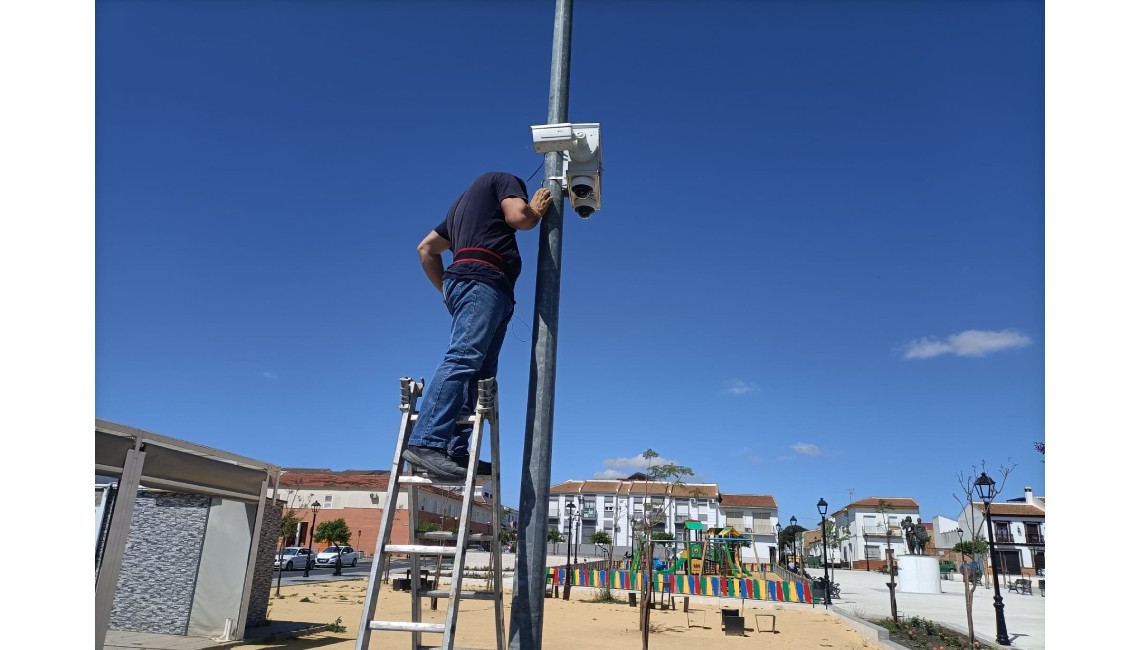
[775,522,783,567]
[974,472,1011,646]
[817,498,832,605]
[563,500,575,600]
[573,509,581,564]
[303,500,321,578]
[789,516,798,573]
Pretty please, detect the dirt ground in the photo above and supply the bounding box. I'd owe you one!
[236,579,876,649]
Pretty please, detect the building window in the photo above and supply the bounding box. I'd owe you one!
[324,495,333,509]
[866,546,881,560]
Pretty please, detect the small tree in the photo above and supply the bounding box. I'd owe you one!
[548,527,564,554]
[275,490,313,596]
[823,520,850,559]
[314,518,352,546]
[953,459,1017,647]
[588,530,616,599]
[634,448,694,650]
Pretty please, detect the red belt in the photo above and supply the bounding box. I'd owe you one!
[453,247,503,271]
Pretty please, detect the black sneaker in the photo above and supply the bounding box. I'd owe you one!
[402,446,466,480]
[450,455,493,476]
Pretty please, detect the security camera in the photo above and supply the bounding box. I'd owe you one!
[570,175,594,199]
[530,124,577,153]
[530,122,603,219]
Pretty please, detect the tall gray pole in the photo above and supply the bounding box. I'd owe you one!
[509,1,572,648]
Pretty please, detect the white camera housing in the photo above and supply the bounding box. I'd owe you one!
[529,122,603,219]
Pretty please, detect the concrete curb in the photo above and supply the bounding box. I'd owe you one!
[829,606,910,650]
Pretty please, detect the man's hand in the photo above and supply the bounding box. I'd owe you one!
[530,187,553,217]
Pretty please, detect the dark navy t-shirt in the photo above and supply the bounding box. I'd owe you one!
[434,172,529,298]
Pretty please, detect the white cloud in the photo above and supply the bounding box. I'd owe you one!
[592,453,683,479]
[791,443,822,457]
[724,378,758,395]
[592,469,626,479]
[901,329,1031,359]
[261,371,279,380]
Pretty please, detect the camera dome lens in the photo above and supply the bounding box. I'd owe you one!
[575,205,595,219]
[572,184,591,198]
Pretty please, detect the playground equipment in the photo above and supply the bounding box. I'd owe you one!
[634,521,758,579]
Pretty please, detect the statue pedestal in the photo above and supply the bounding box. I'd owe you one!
[897,555,941,594]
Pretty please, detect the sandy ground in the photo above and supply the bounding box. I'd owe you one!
[236,578,875,650]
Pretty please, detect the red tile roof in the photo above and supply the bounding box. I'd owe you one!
[550,479,719,498]
[719,494,778,508]
[971,502,1045,517]
[280,469,390,489]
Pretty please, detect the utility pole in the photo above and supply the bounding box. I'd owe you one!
[847,488,855,569]
[510,1,573,649]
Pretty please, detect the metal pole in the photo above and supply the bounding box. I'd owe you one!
[304,511,316,578]
[984,502,1012,646]
[510,2,572,647]
[821,516,832,605]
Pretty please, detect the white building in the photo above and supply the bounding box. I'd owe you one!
[827,497,920,569]
[955,486,1045,577]
[548,477,779,560]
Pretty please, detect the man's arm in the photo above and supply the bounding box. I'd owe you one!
[502,187,553,231]
[416,230,451,293]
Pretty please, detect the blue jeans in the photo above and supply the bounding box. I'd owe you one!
[407,278,513,458]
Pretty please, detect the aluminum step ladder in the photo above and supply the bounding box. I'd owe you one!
[356,376,505,650]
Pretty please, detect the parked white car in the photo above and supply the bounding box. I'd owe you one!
[274,546,315,571]
[315,545,360,567]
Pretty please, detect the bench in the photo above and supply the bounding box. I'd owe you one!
[1008,578,1034,595]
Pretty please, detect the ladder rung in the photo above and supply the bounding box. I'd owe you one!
[370,621,445,633]
[409,413,477,425]
[399,474,469,487]
[420,589,498,600]
[386,544,458,555]
[419,646,495,650]
[419,531,493,542]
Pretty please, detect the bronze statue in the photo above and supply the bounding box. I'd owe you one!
[914,518,929,555]
[901,516,918,554]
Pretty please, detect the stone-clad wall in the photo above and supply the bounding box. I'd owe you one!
[109,492,210,634]
[245,499,283,629]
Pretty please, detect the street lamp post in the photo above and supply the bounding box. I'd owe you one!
[303,500,321,578]
[775,522,783,568]
[562,500,575,600]
[573,510,581,564]
[789,515,797,573]
[974,472,1012,646]
[817,499,832,606]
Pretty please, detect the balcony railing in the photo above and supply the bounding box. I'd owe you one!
[1026,533,1044,544]
[995,532,1015,544]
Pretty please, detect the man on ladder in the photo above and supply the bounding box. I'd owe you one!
[403,171,552,481]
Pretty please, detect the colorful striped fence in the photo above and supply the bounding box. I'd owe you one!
[545,568,813,604]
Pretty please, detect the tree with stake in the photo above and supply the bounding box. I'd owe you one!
[953,460,1016,648]
[634,448,694,650]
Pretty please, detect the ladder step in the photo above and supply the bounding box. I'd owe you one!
[419,531,494,542]
[420,589,498,600]
[399,475,470,487]
[370,621,445,634]
[409,413,478,425]
[418,646,496,650]
[386,544,459,555]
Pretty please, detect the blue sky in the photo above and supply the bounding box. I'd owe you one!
[89,0,1049,523]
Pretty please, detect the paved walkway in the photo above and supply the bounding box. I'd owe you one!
[819,568,1045,650]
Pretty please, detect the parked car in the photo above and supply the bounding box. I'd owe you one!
[275,546,315,571]
[315,545,360,567]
